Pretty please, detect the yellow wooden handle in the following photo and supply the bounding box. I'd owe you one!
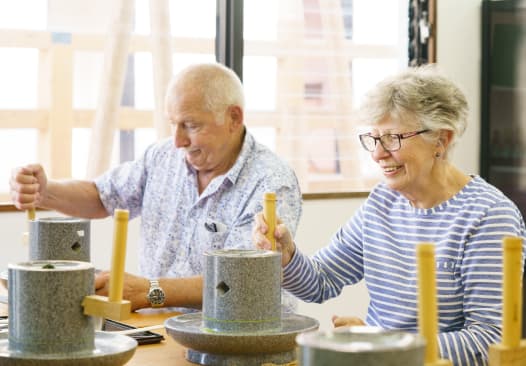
[263,192,277,251]
[27,208,35,221]
[417,242,440,364]
[502,236,523,348]
[108,209,129,302]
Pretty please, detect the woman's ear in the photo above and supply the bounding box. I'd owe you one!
[437,129,453,150]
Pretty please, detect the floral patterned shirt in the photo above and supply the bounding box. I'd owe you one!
[95,131,302,280]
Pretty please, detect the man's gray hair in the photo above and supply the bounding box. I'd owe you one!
[167,62,245,123]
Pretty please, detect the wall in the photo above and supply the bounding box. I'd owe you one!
[0,0,483,332]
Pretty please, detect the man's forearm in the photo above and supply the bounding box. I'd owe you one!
[159,276,203,309]
[42,180,109,219]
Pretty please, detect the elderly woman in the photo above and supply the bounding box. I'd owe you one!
[253,66,525,366]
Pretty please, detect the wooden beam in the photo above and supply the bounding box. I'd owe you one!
[38,41,74,179]
[73,109,153,129]
[86,0,134,178]
[0,110,47,128]
[149,0,173,140]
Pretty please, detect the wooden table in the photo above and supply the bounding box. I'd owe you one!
[0,285,195,365]
[124,308,194,365]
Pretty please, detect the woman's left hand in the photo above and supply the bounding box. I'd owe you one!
[332,315,366,328]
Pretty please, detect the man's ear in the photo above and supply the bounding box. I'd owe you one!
[227,105,243,132]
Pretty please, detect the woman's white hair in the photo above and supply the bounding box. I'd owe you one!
[359,65,468,155]
[166,62,245,123]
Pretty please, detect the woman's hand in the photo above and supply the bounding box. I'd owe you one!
[252,212,296,267]
[332,315,366,328]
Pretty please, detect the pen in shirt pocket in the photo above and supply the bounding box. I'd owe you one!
[204,221,227,233]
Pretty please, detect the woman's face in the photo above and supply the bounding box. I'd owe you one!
[367,116,437,195]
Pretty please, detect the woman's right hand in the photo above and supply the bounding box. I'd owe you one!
[9,164,48,210]
[252,212,296,267]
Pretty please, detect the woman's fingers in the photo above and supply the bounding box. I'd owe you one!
[332,315,366,328]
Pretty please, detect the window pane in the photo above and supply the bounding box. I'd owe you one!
[243,56,277,111]
[244,0,408,193]
[72,129,119,179]
[170,0,215,38]
[134,52,154,110]
[0,130,38,193]
[0,1,46,29]
[135,128,156,157]
[0,48,39,109]
[353,0,403,45]
[74,52,104,109]
[244,0,278,41]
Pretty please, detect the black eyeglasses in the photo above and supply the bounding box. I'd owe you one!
[359,129,430,152]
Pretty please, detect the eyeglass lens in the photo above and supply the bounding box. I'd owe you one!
[362,134,400,152]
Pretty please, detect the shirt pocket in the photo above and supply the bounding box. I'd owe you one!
[435,259,458,283]
[197,220,229,251]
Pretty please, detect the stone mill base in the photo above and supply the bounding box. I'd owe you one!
[187,349,296,366]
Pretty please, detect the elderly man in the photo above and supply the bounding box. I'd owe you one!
[10,62,302,311]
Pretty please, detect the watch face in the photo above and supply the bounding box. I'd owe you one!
[149,288,165,305]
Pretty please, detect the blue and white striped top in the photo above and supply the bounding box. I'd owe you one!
[283,176,525,366]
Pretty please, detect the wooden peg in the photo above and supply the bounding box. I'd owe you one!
[22,208,36,246]
[417,243,453,366]
[83,209,131,320]
[27,208,35,221]
[488,236,526,366]
[263,192,277,251]
[109,209,129,302]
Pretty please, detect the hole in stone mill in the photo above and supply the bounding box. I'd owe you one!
[71,242,82,252]
[216,281,230,295]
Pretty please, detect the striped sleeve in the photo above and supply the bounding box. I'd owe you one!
[282,206,365,302]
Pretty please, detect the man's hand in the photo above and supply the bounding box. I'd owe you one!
[95,271,150,311]
[10,164,47,210]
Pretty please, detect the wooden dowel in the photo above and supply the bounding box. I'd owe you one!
[417,242,440,364]
[108,209,129,303]
[263,192,277,251]
[502,236,523,348]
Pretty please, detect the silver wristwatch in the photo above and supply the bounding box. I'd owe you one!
[146,279,165,308]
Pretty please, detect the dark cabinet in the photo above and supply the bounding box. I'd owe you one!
[480,0,526,335]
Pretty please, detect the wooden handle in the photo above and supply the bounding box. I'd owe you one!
[263,192,277,251]
[108,209,129,302]
[502,236,523,348]
[417,242,440,364]
[27,208,35,221]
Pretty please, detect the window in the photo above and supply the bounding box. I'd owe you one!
[243,0,409,192]
[0,0,409,199]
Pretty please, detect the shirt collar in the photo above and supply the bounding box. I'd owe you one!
[224,128,253,185]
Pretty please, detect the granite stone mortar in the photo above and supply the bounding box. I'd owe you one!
[8,260,95,354]
[203,249,281,333]
[29,217,90,262]
[297,326,426,366]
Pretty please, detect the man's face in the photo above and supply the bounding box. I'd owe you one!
[166,90,236,174]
